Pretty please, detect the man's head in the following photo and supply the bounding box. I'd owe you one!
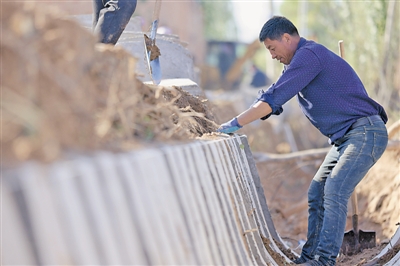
[259,16,300,65]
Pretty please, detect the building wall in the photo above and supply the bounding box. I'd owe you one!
[21,0,93,15]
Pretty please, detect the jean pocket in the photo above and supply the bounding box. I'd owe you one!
[372,132,388,162]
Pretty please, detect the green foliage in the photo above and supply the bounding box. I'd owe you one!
[200,1,237,40]
[370,0,388,35]
[279,0,399,118]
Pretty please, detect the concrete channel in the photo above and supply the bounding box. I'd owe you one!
[3,134,400,265]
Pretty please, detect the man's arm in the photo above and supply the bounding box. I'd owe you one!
[237,101,272,126]
[217,101,272,134]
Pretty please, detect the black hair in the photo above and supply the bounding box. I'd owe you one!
[259,16,299,42]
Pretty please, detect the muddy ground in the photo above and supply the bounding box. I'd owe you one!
[2,2,399,265]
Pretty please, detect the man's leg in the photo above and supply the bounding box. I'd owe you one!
[93,0,137,45]
[314,121,388,265]
[295,146,340,263]
[92,0,104,30]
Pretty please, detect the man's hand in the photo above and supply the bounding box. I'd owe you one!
[217,117,243,134]
[216,101,271,134]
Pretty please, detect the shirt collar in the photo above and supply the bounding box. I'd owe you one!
[297,37,307,50]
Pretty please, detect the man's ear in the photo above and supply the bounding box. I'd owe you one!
[282,33,291,43]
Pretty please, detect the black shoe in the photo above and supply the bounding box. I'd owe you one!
[298,260,325,266]
[292,256,308,264]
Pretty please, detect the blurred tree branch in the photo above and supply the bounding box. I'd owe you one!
[379,0,397,114]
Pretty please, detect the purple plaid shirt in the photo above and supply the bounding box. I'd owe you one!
[257,37,387,144]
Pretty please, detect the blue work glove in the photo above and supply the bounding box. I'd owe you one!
[217,117,243,134]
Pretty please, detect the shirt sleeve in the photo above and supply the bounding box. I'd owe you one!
[257,48,322,119]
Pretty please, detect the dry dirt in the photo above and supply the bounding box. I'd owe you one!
[144,34,161,61]
[2,2,399,266]
[255,147,399,265]
[1,2,218,165]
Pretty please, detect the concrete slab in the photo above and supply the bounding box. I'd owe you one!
[74,157,124,264]
[118,155,169,265]
[117,34,198,83]
[1,180,37,265]
[145,78,205,98]
[17,163,72,265]
[203,142,251,265]
[94,152,148,265]
[183,145,224,265]
[48,161,101,264]
[190,143,234,265]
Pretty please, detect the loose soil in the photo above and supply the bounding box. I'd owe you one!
[1,2,217,165]
[144,34,161,61]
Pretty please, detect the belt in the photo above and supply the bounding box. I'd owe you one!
[349,115,382,130]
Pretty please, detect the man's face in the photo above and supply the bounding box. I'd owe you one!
[263,34,296,65]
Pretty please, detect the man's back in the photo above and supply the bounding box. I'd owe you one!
[289,38,388,142]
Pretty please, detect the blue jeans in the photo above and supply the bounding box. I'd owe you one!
[299,119,388,265]
[93,0,137,44]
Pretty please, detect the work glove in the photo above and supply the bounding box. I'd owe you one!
[217,117,242,134]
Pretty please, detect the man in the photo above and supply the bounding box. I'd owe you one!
[92,0,137,45]
[250,63,271,88]
[217,16,388,266]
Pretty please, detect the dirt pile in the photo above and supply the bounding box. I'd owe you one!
[1,2,218,165]
[357,148,400,238]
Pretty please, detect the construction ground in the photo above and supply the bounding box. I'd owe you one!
[2,2,400,265]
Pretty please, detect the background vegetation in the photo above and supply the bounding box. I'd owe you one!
[280,0,399,119]
[200,0,399,121]
[200,1,237,41]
